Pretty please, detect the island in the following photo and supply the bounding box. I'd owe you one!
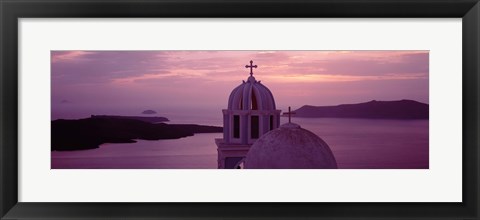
[142,109,157,114]
[285,100,428,119]
[52,116,223,151]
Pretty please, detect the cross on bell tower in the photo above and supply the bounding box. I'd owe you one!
[245,60,258,76]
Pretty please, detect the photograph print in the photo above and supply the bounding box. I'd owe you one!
[51,50,429,169]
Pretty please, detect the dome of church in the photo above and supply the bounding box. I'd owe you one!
[244,123,338,169]
[227,75,276,111]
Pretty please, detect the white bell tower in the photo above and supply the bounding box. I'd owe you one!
[215,60,281,169]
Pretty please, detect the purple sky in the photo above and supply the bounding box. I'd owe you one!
[51,50,428,119]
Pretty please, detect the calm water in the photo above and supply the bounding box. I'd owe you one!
[51,116,428,169]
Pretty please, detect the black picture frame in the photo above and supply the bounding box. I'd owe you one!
[1,0,479,219]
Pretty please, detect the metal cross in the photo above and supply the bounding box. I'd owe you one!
[285,106,296,123]
[245,60,258,76]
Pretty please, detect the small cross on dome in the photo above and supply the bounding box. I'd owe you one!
[285,106,296,123]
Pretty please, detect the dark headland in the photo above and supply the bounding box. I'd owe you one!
[285,100,428,119]
[91,115,168,123]
[52,116,222,151]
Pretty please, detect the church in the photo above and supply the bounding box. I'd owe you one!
[215,60,338,169]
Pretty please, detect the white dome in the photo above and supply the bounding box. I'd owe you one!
[227,76,276,110]
[244,123,338,169]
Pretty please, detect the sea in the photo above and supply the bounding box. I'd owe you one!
[51,110,429,169]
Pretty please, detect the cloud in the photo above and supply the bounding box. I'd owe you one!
[51,50,429,110]
[52,50,428,86]
[51,51,95,63]
[51,51,173,84]
[318,52,428,76]
[267,52,428,77]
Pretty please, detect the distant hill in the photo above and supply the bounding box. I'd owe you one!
[52,117,222,151]
[91,115,168,123]
[287,100,428,119]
